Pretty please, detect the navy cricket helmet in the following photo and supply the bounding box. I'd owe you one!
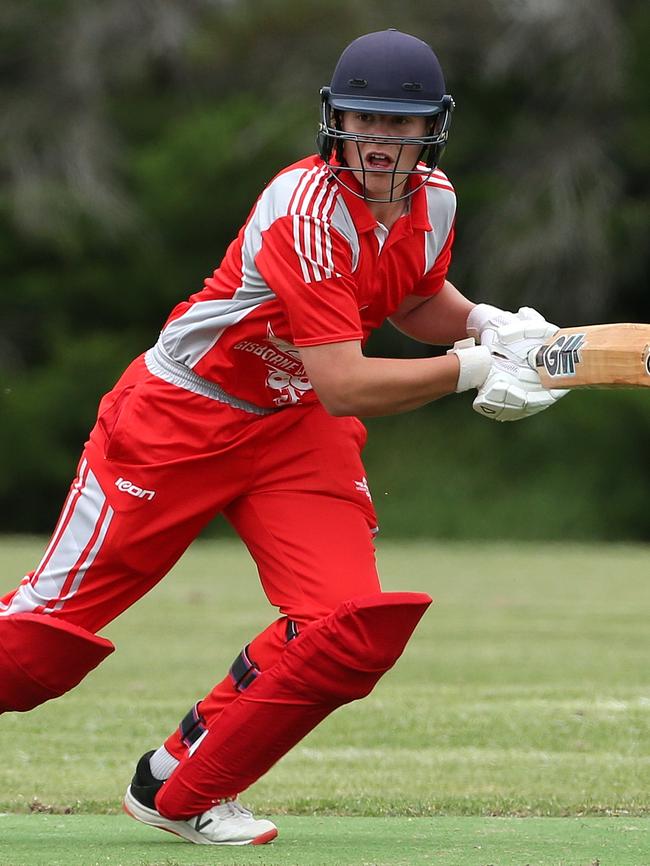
[318,29,455,201]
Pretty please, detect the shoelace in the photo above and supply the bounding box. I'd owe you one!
[208,798,253,820]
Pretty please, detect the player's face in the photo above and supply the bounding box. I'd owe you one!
[340,112,429,199]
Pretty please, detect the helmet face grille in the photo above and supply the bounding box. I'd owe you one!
[317,30,455,202]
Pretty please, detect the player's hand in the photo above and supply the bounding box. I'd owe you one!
[467,305,568,420]
[466,303,521,341]
[482,307,560,366]
[472,354,568,421]
[468,304,560,362]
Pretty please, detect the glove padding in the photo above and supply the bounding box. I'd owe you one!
[468,305,568,421]
[480,307,559,365]
[469,304,558,358]
[466,303,521,341]
[473,355,567,421]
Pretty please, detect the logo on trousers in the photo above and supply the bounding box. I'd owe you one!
[115,477,156,501]
[354,477,372,501]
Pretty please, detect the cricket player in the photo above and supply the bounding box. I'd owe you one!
[0,30,566,845]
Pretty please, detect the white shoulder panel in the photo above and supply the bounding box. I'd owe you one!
[158,166,361,367]
[423,175,457,275]
[252,165,360,276]
[329,195,360,273]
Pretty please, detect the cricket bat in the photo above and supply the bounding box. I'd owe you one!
[530,323,650,389]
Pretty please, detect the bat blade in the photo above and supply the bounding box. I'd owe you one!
[532,323,650,389]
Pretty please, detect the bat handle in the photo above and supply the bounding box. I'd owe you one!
[527,346,540,370]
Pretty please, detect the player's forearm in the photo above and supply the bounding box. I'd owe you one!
[312,353,461,418]
[390,280,475,345]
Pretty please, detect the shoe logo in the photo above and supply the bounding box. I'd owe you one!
[193,815,213,832]
[115,477,156,501]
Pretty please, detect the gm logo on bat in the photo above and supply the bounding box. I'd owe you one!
[535,333,586,378]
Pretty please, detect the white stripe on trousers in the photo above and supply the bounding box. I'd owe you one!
[0,461,114,616]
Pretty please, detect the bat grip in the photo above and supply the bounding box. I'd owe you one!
[527,346,540,370]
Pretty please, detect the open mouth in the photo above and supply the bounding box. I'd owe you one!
[364,151,395,170]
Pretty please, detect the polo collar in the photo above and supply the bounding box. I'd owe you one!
[334,172,378,233]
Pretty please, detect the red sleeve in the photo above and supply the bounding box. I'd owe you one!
[255,214,364,346]
[411,224,455,298]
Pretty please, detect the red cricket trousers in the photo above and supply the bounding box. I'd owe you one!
[1,355,381,751]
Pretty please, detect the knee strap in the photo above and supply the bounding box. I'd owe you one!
[229,645,260,692]
[179,703,208,747]
[285,619,299,642]
[229,619,299,693]
[0,613,114,712]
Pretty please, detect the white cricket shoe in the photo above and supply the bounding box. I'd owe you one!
[123,785,278,845]
[123,752,277,845]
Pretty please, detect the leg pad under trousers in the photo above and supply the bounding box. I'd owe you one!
[156,591,431,818]
[0,613,115,712]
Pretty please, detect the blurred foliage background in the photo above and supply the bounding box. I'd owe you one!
[0,0,648,540]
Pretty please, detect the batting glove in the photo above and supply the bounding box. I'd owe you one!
[466,303,521,341]
[467,304,561,361]
[485,308,561,366]
[473,354,568,421]
[446,337,492,392]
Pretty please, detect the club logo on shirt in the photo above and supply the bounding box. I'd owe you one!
[233,324,313,406]
[265,368,312,405]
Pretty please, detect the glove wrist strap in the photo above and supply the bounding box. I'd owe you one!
[447,338,492,393]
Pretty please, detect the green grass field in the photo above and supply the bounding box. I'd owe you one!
[1,536,649,865]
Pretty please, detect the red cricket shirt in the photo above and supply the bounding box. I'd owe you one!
[151,155,456,409]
